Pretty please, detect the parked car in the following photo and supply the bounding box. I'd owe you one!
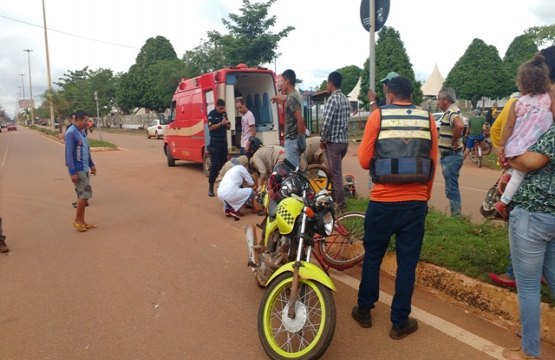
[146,119,167,139]
[7,123,17,131]
[432,112,444,131]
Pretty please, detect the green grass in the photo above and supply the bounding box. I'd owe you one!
[345,198,554,304]
[88,138,118,149]
[28,125,117,148]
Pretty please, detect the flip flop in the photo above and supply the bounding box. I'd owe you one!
[72,221,87,232]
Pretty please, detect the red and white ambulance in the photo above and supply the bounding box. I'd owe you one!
[164,64,284,175]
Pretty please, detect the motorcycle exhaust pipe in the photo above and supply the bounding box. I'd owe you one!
[245,225,258,267]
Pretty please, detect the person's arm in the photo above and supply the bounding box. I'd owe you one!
[320,97,335,144]
[368,90,379,111]
[497,101,517,158]
[427,114,439,199]
[294,110,306,134]
[64,132,78,182]
[271,95,287,104]
[358,111,379,169]
[451,115,465,148]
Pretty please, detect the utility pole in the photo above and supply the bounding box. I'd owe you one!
[19,74,25,99]
[42,0,56,130]
[24,49,34,124]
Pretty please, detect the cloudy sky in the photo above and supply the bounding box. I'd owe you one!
[1,0,553,118]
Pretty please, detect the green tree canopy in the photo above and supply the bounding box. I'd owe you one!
[318,65,362,94]
[525,24,555,47]
[183,0,294,76]
[359,26,422,109]
[444,38,513,108]
[117,36,183,113]
[54,67,117,117]
[503,34,538,90]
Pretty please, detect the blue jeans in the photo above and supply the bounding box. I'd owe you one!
[440,152,463,216]
[357,201,428,327]
[284,138,301,168]
[509,207,555,357]
[325,142,348,208]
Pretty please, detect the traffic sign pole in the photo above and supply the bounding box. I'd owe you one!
[369,0,376,91]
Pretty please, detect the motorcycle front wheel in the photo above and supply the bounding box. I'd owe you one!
[258,273,336,360]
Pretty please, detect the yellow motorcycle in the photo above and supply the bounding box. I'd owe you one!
[246,159,336,360]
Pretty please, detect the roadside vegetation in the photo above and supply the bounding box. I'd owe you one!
[28,125,117,149]
[345,198,554,305]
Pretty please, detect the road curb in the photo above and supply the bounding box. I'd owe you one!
[381,253,555,344]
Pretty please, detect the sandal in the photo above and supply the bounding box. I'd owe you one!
[72,221,87,232]
[84,223,97,229]
[502,346,538,359]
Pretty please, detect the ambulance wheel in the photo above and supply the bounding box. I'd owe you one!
[203,153,211,177]
[166,146,176,167]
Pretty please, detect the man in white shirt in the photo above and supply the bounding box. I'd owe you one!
[217,158,260,220]
[236,98,256,154]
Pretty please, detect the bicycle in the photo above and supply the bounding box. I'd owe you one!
[468,136,492,168]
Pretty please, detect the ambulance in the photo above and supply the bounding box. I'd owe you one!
[164,64,284,175]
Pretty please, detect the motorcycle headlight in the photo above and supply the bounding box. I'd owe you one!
[322,211,334,236]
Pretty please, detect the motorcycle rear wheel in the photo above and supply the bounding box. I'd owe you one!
[318,211,365,270]
[258,273,336,360]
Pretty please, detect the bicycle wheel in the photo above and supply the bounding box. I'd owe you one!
[305,164,331,193]
[481,140,492,156]
[318,211,365,270]
[468,149,479,164]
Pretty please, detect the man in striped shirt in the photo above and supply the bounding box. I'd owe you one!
[320,71,351,210]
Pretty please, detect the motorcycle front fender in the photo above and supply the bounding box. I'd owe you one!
[262,218,279,247]
[266,261,336,292]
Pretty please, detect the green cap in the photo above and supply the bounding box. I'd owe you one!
[380,71,400,84]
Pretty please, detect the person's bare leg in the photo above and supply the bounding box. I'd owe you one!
[75,198,87,224]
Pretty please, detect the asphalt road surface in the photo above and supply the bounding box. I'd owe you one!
[1,128,553,360]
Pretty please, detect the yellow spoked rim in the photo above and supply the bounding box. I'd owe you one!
[262,276,326,358]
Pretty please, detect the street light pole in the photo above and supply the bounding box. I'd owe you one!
[24,49,34,124]
[42,0,56,130]
[19,74,25,99]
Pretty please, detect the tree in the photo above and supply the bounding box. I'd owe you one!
[117,36,182,113]
[317,65,361,94]
[336,65,362,95]
[184,0,294,72]
[445,38,513,109]
[54,67,117,117]
[525,24,555,47]
[142,60,189,113]
[504,34,538,90]
[359,26,422,109]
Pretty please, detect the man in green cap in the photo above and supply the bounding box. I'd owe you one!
[368,71,400,112]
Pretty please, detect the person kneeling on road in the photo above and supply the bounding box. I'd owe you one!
[217,158,261,220]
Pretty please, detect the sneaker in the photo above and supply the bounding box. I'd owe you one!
[494,202,509,219]
[0,236,9,253]
[351,305,372,328]
[488,273,516,289]
[390,318,418,340]
[208,184,215,197]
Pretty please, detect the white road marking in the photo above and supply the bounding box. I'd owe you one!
[1,145,8,167]
[330,270,506,360]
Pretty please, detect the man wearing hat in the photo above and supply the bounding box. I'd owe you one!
[368,71,400,112]
[463,108,487,160]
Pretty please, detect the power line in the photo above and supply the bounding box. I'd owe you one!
[0,13,142,51]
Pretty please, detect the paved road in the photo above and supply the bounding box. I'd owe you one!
[1,128,553,360]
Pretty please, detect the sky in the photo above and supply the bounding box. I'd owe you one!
[0,0,554,118]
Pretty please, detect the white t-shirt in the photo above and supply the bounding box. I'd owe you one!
[241,110,256,148]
